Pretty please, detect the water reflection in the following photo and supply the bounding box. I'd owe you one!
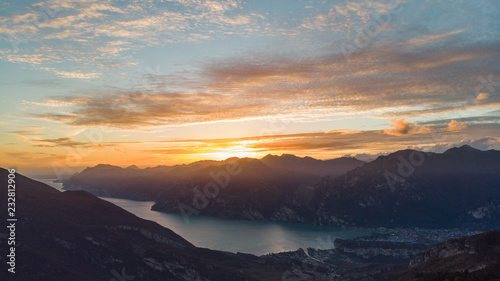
[102,197,374,255]
[39,179,374,255]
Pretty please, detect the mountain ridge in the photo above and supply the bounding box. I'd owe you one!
[315,145,500,228]
[62,146,500,228]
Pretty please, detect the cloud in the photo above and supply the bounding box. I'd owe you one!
[9,130,44,136]
[444,120,467,132]
[3,151,66,162]
[11,12,40,24]
[476,93,489,101]
[422,137,499,153]
[0,51,60,65]
[34,91,271,128]
[200,41,500,119]
[136,127,500,161]
[383,119,431,136]
[456,137,498,150]
[299,0,401,34]
[51,70,101,79]
[32,137,102,148]
[40,67,101,79]
[4,0,500,131]
[405,29,465,48]
[26,99,76,107]
[8,126,47,140]
[32,36,500,128]
[0,0,264,77]
[140,130,395,158]
[342,152,388,162]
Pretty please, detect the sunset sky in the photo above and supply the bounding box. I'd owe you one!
[0,0,499,177]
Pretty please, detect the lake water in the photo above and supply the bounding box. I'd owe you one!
[40,179,375,255]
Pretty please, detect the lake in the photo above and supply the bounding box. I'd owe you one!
[40,179,375,255]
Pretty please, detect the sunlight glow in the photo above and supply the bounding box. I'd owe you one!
[202,145,265,160]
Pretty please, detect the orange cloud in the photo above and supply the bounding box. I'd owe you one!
[476,93,489,101]
[383,119,431,136]
[444,120,467,132]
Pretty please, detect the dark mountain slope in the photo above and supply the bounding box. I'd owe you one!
[315,146,500,228]
[151,157,323,221]
[0,168,290,281]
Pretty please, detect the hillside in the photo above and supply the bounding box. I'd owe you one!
[314,145,500,228]
[0,168,289,281]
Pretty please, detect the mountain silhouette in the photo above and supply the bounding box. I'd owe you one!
[63,147,500,228]
[315,145,500,228]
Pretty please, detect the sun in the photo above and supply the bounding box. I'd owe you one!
[204,143,264,160]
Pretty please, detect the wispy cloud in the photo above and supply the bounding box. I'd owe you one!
[33,91,270,128]
[41,68,102,79]
[0,51,60,64]
[0,0,263,78]
[138,127,500,159]
[3,151,66,162]
[30,137,104,147]
[2,0,499,165]
[418,137,499,153]
[30,31,500,128]
[9,130,45,136]
[25,99,77,107]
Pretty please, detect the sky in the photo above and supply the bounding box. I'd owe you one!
[0,0,499,177]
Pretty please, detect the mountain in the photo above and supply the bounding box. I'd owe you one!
[2,168,499,280]
[390,231,500,280]
[63,154,364,222]
[1,168,334,281]
[314,145,500,228]
[63,146,500,228]
[0,168,267,280]
[152,156,353,222]
[0,167,402,280]
[261,154,364,178]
